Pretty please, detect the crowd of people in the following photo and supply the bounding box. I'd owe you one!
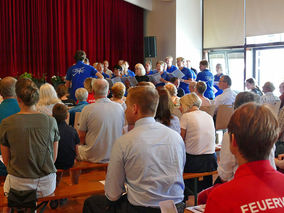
[0,49,284,212]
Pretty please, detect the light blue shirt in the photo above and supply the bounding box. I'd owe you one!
[105,117,185,207]
[77,98,124,163]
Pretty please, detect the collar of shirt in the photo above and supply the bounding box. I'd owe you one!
[134,117,155,128]
[264,92,274,96]
[234,160,274,179]
[1,98,18,104]
[95,98,110,103]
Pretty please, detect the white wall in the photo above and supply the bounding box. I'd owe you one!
[144,0,176,66]
[176,0,202,69]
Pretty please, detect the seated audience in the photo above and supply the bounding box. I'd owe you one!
[180,93,217,195]
[69,88,89,127]
[0,77,20,176]
[260,81,280,104]
[103,60,112,77]
[196,60,214,100]
[176,57,196,94]
[36,83,62,115]
[56,84,75,107]
[77,79,124,163]
[165,83,180,107]
[155,88,181,133]
[110,82,126,110]
[214,75,237,112]
[83,86,186,213]
[170,77,185,97]
[205,103,283,212]
[53,104,79,170]
[84,77,96,104]
[134,63,150,82]
[195,81,212,106]
[245,78,263,96]
[0,78,59,198]
[280,81,284,109]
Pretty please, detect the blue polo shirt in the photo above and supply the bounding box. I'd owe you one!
[196,69,215,100]
[0,98,20,123]
[166,65,178,73]
[66,61,97,100]
[214,74,224,97]
[122,69,135,77]
[102,72,110,79]
[146,70,157,75]
[179,67,196,94]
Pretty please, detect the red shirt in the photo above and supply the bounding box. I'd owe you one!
[205,160,284,213]
[87,93,95,104]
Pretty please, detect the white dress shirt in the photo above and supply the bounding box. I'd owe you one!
[214,88,237,111]
[218,132,276,182]
[105,117,185,207]
[260,92,280,104]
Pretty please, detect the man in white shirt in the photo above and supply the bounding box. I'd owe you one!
[77,79,124,163]
[83,86,186,213]
[214,75,237,112]
[260,81,280,104]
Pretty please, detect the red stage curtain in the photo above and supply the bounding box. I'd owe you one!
[0,0,143,79]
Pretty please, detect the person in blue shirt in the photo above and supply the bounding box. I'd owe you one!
[0,77,20,176]
[97,63,110,79]
[122,61,135,77]
[145,60,155,75]
[65,50,103,100]
[214,63,224,97]
[176,57,196,94]
[165,56,178,73]
[196,60,215,100]
[155,61,170,88]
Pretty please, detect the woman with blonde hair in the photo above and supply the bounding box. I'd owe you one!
[180,93,217,195]
[84,77,96,103]
[165,83,180,107]
[134,63,149,83]
[36,83,61,115]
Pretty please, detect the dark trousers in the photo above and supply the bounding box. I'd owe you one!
[184,153,217,199]
[83,194,185,213]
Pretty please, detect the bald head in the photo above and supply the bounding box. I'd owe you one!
[92,79,109,97]
[0,77,17,98]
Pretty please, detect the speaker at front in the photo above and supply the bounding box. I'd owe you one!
[144,36,157,58]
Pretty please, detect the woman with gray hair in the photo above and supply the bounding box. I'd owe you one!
[195,81,212,106]
[180,93,217,196]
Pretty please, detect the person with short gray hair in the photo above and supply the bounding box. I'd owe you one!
[77,79,124,163]
[195,81,212,106]
[68,88,89,127]
[0,77,20,123]
[260,81,280,104]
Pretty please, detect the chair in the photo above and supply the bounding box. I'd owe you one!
[74,112,81,132]
[266,101,281,117]
[200,105,216,117]
[215,104,234,130]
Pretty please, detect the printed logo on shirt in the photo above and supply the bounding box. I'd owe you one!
[72,67,85,76]
[240,197,284,212]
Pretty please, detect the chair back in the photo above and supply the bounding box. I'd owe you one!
[216,104,234,130]
[74,112,81,131]
[200,105,216,117]
[266,101,281,117]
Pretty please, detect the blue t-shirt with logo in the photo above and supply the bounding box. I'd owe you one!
[196,69,215,100]
[66,61,97,100]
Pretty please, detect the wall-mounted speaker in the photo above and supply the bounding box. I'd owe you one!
[144,36,157,58]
